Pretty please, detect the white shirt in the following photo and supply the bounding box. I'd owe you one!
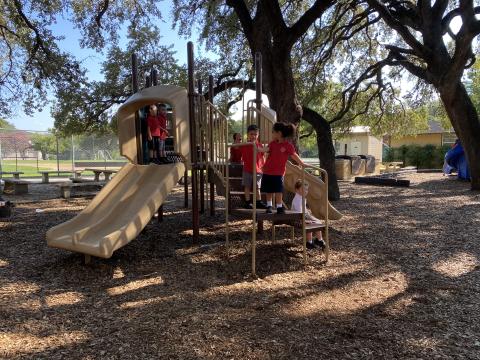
[291,193,320,223]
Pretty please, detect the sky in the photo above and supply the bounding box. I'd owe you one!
[8,1,214,131]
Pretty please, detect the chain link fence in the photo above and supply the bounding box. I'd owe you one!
[0,128,125,178]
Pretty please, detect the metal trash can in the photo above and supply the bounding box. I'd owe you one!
[360,155,376,173]
[335,158,351,180]
[349,155,364,175]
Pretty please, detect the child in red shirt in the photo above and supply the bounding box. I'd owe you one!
[261,122,308,214]
[157,103,171,163]
[147,104,171,164]
[230,133,242,163]
[240,125,266,209]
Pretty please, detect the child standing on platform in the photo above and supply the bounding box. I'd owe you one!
[240,125,266,209]
[291,180,326,250]
[230,133,243,163]
[157,103,171,163]
[261,122,309,214]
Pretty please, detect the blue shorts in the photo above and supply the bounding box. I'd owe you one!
[260,174,284,193]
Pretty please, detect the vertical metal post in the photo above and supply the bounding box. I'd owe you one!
[208,75,215,216]
[255,52,263,130]
[56,137,60,176]
[71,135,75,174]
[188,42,200,242]
[14,136,17,171]
[131,53,143,165]
[252,143,257,277]
[198,79,205,214]
[302,168,307,266]
[151,68,158,86]
[324,170,329,262]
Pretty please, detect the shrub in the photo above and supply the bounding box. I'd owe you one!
[388,144,450,169]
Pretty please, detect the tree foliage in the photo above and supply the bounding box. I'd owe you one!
[0,0,162,118]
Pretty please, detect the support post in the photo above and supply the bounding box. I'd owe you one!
[131,53,143,164]
[187,42,200,242]
[151,68,158,86]
[198,79,205,214]
[255,52,262,129]
[208,75,215,216]
[158,205,163,223]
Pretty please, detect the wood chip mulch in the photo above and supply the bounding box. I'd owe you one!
[1,173,480,359]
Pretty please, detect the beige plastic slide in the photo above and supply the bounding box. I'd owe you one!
[284,162,342,221]
[46,162,185,258]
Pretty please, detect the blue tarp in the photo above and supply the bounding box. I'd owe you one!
[444,143,470,180]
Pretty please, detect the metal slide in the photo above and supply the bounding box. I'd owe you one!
[46,162,185,258]
[284,162,343,221]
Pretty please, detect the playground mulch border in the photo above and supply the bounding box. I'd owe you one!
[1,173,480,359]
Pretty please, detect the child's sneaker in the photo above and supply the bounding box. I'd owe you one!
[265,206,273,214]
[243,201,253,209]
[256,200,267,209]
[276,206,286,214]
[306,241,315,250]
[314,238,326,250]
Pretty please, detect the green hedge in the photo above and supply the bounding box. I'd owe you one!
[384,144,451,169]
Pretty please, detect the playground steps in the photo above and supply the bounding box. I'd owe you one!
[230,208,303,222]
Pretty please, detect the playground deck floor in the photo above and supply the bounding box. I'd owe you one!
[1,173,479,359]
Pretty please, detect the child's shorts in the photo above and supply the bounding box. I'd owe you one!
[149,137,165,152]
[242,171,262,189]
[260,174,284,193]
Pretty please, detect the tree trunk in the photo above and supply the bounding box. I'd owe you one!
[302,107,340,200]
[439,81,480,190]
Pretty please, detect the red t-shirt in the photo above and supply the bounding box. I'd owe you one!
[147,115,161,137]
[241,141,264,174]
[158,114,168,140]
[262,140,296,176]
[230,147,242,163]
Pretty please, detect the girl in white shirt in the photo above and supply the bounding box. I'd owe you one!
[291,180,325,250]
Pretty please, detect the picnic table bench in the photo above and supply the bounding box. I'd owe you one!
[2,178,29,195]
[84,168,118,181]
[0,171,24,179]
[383,161,404,172]
[58,181,105,199]
[38,170,83,184]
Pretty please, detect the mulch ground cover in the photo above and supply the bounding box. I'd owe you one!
[1,173,480,359]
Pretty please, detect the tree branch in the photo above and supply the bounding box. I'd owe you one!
[95,0,110,28]
[287,0,335,46]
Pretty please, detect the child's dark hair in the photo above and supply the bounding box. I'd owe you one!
[158,103,167,109]
[273,122,295,138]
[232,132,241,141]
[247,124,258,132]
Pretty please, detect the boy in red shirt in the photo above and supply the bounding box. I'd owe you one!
[147,104,171,164]
[240,125,266,209]
[157,104,171,163]
[261,122,309,214]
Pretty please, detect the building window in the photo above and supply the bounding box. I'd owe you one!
[442,133,457,146]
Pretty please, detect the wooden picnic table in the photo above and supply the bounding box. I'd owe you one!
[84,168,118,181]
[38,170,83,184]
[0,171,24,179]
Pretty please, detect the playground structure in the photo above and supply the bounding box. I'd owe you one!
[444,141,470,180]
[46,42,342,275]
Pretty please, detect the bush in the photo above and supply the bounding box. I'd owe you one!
[388,144,450,169]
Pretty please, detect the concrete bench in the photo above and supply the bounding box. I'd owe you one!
[58,181,105,199]
[38,170,83,184]
[2,179,29,195]
[0,171,24,180]
[84,168,118,182]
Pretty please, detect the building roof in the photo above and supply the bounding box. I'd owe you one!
[421,120,454,134]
